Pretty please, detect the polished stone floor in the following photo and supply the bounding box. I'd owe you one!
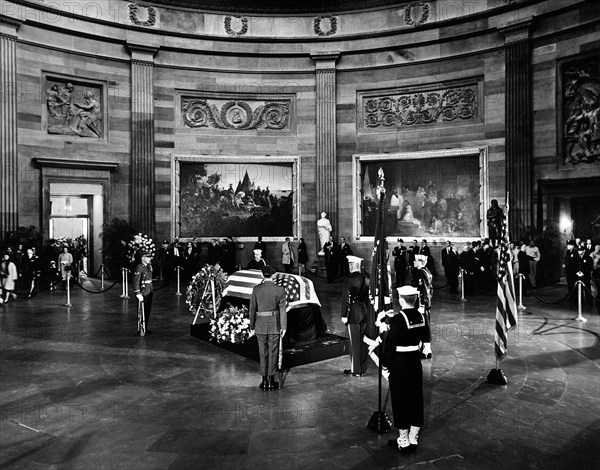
[0,273,598,470]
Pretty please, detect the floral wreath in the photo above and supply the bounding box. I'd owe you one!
[186,263,228,316]
[224,16,248,37]
[126,233,156,261]
[403,2,430,27]
[314,15,338,37]
[128,3,157,27]
[209,303,254,344]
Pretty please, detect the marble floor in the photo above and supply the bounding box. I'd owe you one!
[0,273,598,470]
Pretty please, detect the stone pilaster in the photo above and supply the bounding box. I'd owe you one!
[127,43,158,236]
[0,16,21,238]
[312,52,340,234]
[500,21,533,240]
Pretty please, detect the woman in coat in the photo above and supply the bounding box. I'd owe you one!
[0,253,19,303]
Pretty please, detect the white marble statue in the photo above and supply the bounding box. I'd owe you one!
[317,212,333,256]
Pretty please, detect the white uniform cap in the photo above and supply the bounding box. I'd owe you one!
[253,249,262,255]
[346,255,363,264]
[397,285,419,296]
[414,254,428,263]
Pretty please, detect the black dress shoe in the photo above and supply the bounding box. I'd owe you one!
[343,369,352,375]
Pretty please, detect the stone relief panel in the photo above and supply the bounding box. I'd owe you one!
[401,2,430,27]
[45,78,104,138]
[559,51,600,167]
[359,80,479,131]
[314,15,338,36]
[181,98,290,131]
[224,16,248,36]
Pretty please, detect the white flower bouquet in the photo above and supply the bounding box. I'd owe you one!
[209,304,254,344]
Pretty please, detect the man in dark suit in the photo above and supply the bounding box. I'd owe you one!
[249,265,287,391]
[407,240,420,284]
[341,255,370,376]
[564,240,580,297]
[392,239,407,287]
[517,242,532,295]
[336,237,353,276]
[442,241,460,294]
[323,237,338,283]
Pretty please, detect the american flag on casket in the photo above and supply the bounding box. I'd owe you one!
[222,269,321,311]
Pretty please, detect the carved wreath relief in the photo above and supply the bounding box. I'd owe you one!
[182,98,289,130]
[46,80,103,138]
[363,84,477,129]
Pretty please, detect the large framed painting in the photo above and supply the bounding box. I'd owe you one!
[172,155,301,241]
[557,50,600,167]
[352,148,489,240]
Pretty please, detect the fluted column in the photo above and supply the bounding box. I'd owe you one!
[0,16,21,238]
[128,43,158,236]
[501,21,533,240]
[312,53,340,233]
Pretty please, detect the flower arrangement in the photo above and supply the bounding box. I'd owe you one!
[186,263,228,316]
[209,304,254,344]
[126,233,156,261]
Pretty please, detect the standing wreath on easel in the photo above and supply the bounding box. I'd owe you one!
[186,263,228,319]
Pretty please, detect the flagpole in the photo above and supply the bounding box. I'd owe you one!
[367,168,392,433]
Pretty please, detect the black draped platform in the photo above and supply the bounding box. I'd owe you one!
[190,297,346,369]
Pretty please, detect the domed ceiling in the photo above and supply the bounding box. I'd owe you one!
[145,0,405,14]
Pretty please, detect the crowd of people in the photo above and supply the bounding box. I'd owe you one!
[391,236,600,309]
[0,240,83,303]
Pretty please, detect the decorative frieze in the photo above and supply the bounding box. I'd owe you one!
[128,3,157,27]
[361,82,478,131]
[224,16,248,37]
[314,15,338,36]
[181,98,290,130]
[45,78,103,138]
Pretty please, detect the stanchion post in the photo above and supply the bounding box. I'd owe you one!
[120,267,130,299]
[100,264,105,291]
[64,271,72,307]
[125,269,129,298]
[175,266,182,296]
[460,269,467,302]
[210,277,217,317]
[517,274,526,310]
[573,280,587,322]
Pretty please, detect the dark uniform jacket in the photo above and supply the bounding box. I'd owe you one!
[247,258,267,270]
[249,280,287,333]
[132,263,153,296]
[341,271,370,324]
[381,307,428,367]
[392,246,407,270]
[412,267,433,309]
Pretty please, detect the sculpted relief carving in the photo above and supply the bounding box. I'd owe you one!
[182,98,290,131]
[46,80,103,138]
[362,83,478,130]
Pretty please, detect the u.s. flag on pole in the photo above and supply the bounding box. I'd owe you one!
[222,269,321,311]
[495,195,518,360]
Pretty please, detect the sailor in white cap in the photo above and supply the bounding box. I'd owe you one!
[411,254,433,358]
[384,284,428,453]
[341,255,370,376]
[247,248,267,270]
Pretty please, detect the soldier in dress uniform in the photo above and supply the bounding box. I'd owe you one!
[411,254,433,358]
[133,251,154,335]
[384,285,428,454]
[341,255,370,376]
[392,239,407,287]
[249,265,287,391]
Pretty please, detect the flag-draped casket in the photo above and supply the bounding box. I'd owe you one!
[221,269,327,341]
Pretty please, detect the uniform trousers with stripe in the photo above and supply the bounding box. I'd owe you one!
[388,351,424,429]
[347,322,369,374]
[141,292,153,327]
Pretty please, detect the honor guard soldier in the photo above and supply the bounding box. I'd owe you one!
[133,251,154,335]
[411,254,433,358]
[392,239,407,287]
[249,265,287,391]
[341,255,370,376]
[384,285,428,454]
